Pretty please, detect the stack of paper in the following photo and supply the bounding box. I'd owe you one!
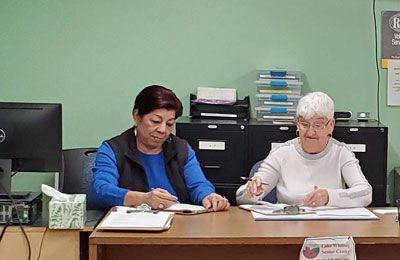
[195,87,237,105]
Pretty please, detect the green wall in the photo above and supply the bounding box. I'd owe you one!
[1,0,399,195]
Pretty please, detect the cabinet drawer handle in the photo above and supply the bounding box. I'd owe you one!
[202,165,221,169]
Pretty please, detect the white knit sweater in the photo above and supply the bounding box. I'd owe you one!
[236,137,372,207]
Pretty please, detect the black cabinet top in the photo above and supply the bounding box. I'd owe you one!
[177,117,247,125]
[177,117,387,129]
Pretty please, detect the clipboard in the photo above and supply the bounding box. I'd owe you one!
[240,204,379,220]
[97,210,174,231]
[250,205,315,216]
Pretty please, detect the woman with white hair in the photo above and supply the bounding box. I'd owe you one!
[236,91,372,207]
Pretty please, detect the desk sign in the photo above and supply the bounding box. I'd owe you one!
[300,236,356,260]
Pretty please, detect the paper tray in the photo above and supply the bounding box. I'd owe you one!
[256,69,303,81]
[190,94,250,119]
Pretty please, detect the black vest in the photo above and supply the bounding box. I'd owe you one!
[106,128,191,204]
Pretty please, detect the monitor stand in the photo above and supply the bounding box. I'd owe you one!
[0,159,30,199]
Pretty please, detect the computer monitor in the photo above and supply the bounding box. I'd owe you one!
[0,102,62,196]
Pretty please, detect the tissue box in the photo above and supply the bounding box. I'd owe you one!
[49,194,86,229]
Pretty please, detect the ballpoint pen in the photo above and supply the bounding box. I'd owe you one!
[240,176,269,185]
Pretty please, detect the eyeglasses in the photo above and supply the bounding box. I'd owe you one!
[298,120,330,131]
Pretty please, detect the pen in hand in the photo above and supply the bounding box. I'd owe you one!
[240,176,269,185]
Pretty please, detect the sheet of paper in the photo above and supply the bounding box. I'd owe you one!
[115,206,135,212]
[302,205,345,211]
[98,211,173,230]
[372,208,398,214]
[240,202,337,212]
[166,203,205,211]
[197,87,236,103]
[164,203,207,214]
[239,203,287,212]
[115,203,207,214]
[387,59,400,106]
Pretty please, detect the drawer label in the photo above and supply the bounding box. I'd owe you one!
[346,144,366,153]
[271,142,282,150]
[199,141,226,150]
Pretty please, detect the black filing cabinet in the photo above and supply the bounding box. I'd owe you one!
[247,121,297,164]
[176,117,388,206]
[176,118,248,205]
[333,121,388,206]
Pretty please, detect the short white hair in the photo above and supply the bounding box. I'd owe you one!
[296,92,334,120]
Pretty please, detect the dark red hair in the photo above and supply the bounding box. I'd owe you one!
[133,85,183,118]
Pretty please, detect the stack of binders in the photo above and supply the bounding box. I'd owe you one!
[255,69,303,123]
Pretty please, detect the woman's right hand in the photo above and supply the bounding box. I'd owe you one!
[124,188,178,209]
[246,176,266,198]
[144,188,178,210]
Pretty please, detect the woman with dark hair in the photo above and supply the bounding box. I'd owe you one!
[92,85,230,211]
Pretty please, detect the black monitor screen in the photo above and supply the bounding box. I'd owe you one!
[0,102,62,194]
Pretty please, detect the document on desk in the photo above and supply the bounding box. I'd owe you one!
[164,203,207,215]
[372,208,398,214]
[114,203,207,215]
[240,204,379,221]
[97,211,174,231]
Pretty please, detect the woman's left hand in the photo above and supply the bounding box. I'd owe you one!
[302,187,329,207]
[202,193,230,212]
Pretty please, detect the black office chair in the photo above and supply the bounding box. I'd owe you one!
[61,148,100,210]
[249,160,277,203]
